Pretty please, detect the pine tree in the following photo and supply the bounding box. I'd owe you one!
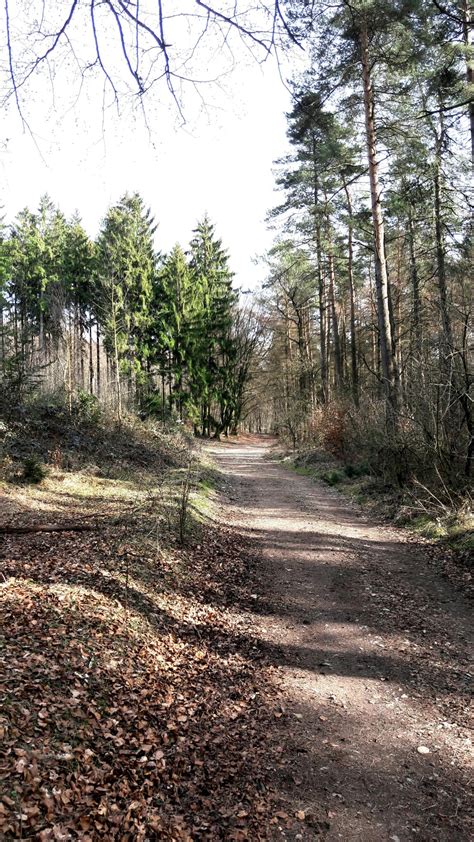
[271,92,364,406]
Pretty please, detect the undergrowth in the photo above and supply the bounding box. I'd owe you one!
[287,448,473,563]
[0,391,193,483]
[0,399,288,839]
[276,396,472,563]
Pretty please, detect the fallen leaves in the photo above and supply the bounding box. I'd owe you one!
[0,502,284,839]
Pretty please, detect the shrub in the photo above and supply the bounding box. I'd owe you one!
[342,400,435,488]
[75,390,101,424]
[344,463,369,479]
[321,469,343,486]
[307,401,350,458]
[344,464,358,478]
[140,391,175,422]
[322,407,347,458]
[21,457,47,484]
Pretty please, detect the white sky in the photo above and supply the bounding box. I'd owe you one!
[1,42,298,289]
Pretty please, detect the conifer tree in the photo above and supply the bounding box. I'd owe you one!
[62,214,95,395]
[188,216,237,436]
[96,193,157,418]
[154,244,193,418]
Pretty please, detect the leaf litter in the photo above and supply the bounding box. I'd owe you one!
[0,474,293,840]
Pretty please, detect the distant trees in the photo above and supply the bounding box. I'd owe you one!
[0,194,251,437]
[149,217,239,435]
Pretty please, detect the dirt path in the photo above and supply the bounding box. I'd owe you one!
[207,438,473,842]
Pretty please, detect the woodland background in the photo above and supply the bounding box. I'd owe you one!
[0,0,472,500]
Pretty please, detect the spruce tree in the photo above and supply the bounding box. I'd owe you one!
[188,216,237,436]
[96,193,157,417]
[154,244,193,418]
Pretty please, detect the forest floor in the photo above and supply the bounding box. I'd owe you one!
[1,421,287,840]
[207,435,473,842]
[1,428,472,840]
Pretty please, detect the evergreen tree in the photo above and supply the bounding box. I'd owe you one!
[188,216,237,436]
[154,244,193,418]
[96,193,157,417]
[62,214,96,396]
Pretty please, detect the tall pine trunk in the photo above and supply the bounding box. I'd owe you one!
[360,22,398,417]
[0,304,4,373]
[461,0,474,164]
[89,320,94,394]
[343,180,359,406]
[328,252,343,391]
[96,322,101,398]
[325,211,343,393]
[408,205,422,357]
[432,136,473,474]
[313,161,328,403]
[110,290,122,424]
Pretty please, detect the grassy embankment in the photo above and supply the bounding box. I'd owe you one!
[0,402,282,840]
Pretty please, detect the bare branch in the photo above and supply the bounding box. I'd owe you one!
[91,0,119,105]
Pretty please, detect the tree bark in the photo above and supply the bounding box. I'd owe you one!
[461,0,474,165]
[96,322,101,398]
[325,209,343,393]
[408,204,422,356]
[0,303,4,372]
[313,158,328,404]
[343,180,359,406]
[360,22,398,416]
[111,289,122,423]
[89,319,94,394]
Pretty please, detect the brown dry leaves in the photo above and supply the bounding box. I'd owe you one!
[0,503,285,839]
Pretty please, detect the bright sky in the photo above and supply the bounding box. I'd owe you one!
[1,31,298,289]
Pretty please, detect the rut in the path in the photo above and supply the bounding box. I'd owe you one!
[209,439,473,842]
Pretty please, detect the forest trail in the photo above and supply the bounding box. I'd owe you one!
[207,437,473,842]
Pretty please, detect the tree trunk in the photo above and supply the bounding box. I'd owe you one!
[313,160,328,404]
[395,235,404,404]
[408,205,422,356]
[343,180,359,406]
[13,293,18,358]
[284,296,291,420]
[67,310,73,413]
[461,0,474,165]
[39,305,44,353]
[114,337,122,423]
[89,320,94,394]
[433,143,462,468]
[360,22,398,416]
[368,260,381,398]
[0,304,4,372]
[327,248,343,391]
[96,322,101,398]
[80,312,85,389]
[111,294,122,423]
[433,160,454,353]
[161,372,166,420]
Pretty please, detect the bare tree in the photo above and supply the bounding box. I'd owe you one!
[3,1,298,126]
